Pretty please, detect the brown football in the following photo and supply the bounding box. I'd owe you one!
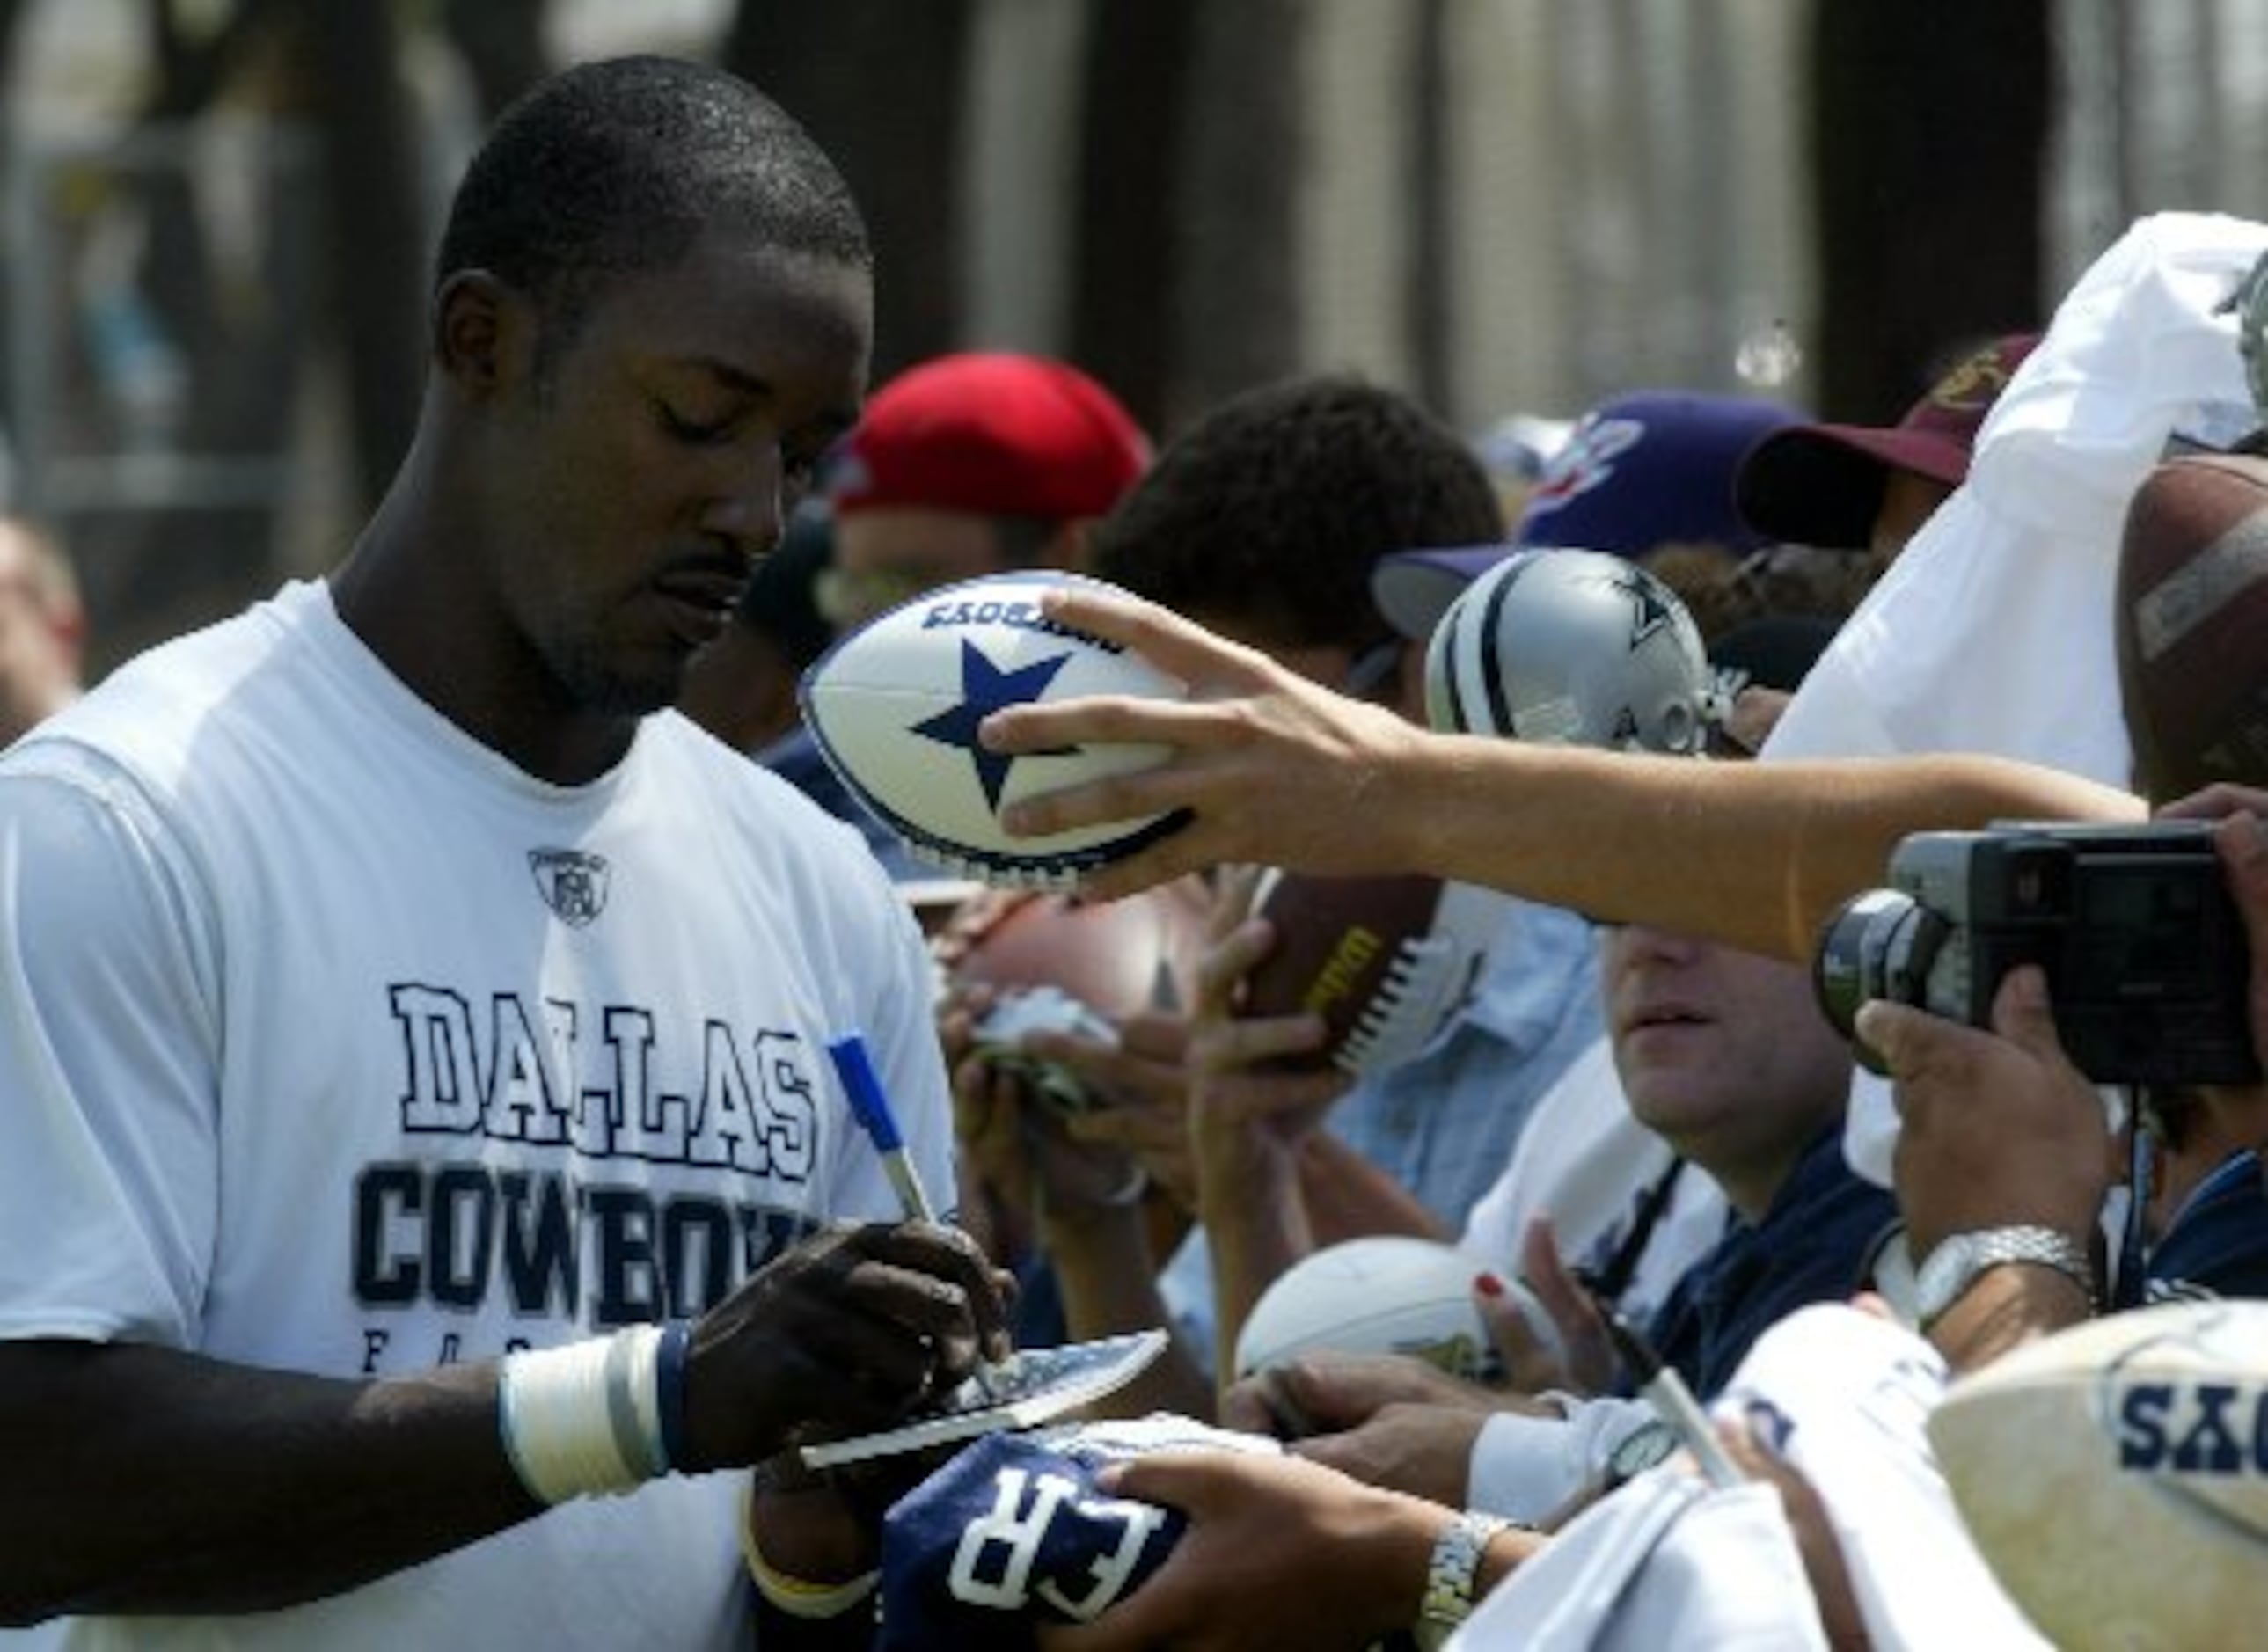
[1241,870,1493,1076]
[2118,452,2268,804]
[940,881,1210,1018]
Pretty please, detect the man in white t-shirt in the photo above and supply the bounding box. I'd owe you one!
[0,56,1008,1650]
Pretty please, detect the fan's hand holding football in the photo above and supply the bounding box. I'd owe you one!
[678,1222,1013,1470]
[1865,967,2112,1265]
[983,586,1427,902]
[1188,890,1349,1142]
[1186,936,1346,1191]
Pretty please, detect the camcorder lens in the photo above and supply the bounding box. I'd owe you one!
[1812,888,1944,1074]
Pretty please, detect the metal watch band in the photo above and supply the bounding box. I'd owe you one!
[1917,1224,2096,1330]
[1414,1509,1518,1650]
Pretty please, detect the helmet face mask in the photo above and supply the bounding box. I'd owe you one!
[1423,547,1716,754]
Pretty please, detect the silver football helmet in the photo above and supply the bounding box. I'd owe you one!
[1423,547,1719,753]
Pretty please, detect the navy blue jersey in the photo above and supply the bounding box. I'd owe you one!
[877,1417,1276,1650]
[1639,1125,1899,1400]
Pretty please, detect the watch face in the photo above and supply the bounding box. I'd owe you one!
[1608,1419,1680,1482]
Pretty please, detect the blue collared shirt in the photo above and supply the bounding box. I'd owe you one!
[1328,891,1604,1229]
[1640,1123,1899,1400]
[2141,1146,2268,1303]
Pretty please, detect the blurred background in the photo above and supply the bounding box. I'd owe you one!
[4,0,2262,676]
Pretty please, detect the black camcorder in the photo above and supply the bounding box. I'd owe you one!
[1811,820,2259,1087]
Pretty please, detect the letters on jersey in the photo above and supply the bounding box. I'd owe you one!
[351,978,823,1371]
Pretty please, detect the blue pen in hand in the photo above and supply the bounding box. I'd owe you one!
[827,1031,1006,1402]
[827,1033,938,1224]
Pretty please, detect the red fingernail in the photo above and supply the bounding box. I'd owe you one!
[1474,1272,1505,1298]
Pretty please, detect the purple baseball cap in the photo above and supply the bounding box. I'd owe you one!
[1512,391,1805,559]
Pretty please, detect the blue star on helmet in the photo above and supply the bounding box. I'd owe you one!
[911,640,1078,809]
[1614,567,1677,648]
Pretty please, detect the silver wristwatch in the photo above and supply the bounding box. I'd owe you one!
[1913,1225,2095,1329]
[1414,1509,1518,1651]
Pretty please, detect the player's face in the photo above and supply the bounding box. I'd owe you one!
[1601,923,1851,1210]
[487,230,871,720]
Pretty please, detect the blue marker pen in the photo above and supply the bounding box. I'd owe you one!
[829,1031,1006,1402]
[827,1033,938,1225]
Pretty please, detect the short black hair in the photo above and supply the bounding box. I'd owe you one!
[435,55,870,351]
[1091,374,1503,650]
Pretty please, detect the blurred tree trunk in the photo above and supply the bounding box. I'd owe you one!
[722,0,970,380]
[1809,0,2049,420]
[76,0,308,656]
[304,0,426,507]
[1407,0,1451,417]
[0,0,42,440]
[441,0,552,121]
[0,0,29,86]
[1165,0,1306,429]
[83,0,421,663]
[1070,0,1198,440]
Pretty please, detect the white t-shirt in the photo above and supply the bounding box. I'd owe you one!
[1459,1037,1724,1323]
[1762,210,2268,1185]
[0,581,956,1650]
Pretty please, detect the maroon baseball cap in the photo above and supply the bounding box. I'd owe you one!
[1734,332,2038,550]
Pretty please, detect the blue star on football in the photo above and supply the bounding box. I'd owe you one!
[911,642,1073,809]
[798,570,1191,889]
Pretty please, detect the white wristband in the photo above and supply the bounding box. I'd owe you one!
[499,1325,669,1504]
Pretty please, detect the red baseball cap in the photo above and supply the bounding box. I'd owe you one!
[829,352,1151,522]
[1734,332,2039,550]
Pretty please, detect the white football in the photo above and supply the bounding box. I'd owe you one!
[800,571,1188,889]
[1928,1299,2268,1650]
[1233,1236,1536,1385]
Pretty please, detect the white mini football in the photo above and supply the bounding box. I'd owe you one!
[1928,1298,2268,1650]
[800,571,1188,889]
[1233,1236,1533,1385]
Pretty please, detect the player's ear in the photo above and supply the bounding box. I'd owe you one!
[432,269,535,398]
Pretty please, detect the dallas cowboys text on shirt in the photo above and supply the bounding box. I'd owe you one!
[350,982,824,1370]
